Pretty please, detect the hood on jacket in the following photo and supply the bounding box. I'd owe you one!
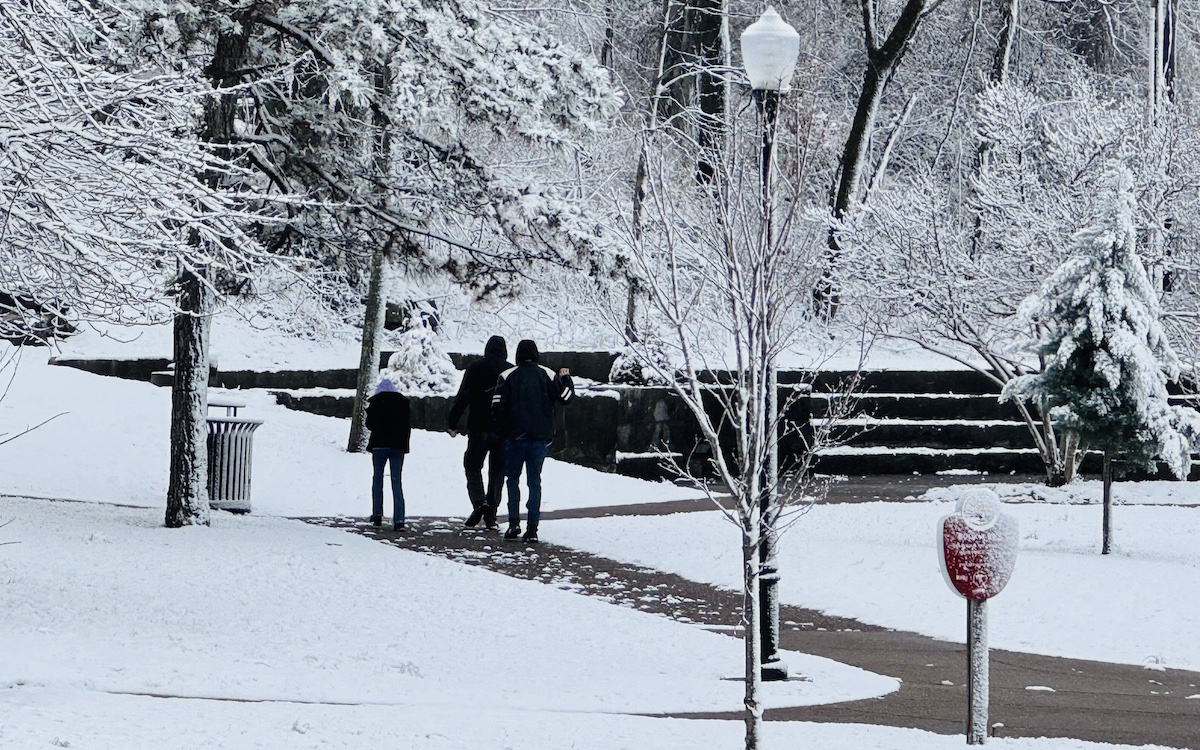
[373,377,399,395]
[515,339,539,364]
[484,335,507,361]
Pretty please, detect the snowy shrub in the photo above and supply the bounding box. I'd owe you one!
[610,341,672,386]
[379,323,459,395]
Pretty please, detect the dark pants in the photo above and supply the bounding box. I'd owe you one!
[463,432,505,510]
[504,438,551,529]
[371,448,405,522]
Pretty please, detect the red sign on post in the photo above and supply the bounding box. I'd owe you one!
[939,490,1018,601]
[937,488,1018,745]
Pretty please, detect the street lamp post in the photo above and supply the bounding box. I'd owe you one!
[741,5,799,684]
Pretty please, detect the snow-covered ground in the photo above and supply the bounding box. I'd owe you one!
[0,346,704,516]
[1,319,1195,748]
[552,498,1200,672]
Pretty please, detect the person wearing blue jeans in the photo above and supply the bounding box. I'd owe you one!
[371,448,406,528]
[365,377,411,531]
[503,438,551,536]
[491,339,574,543]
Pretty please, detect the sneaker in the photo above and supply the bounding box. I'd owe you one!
[463,508,484,528]
[393,522,406,532]
[369,515,382,528]
[522,529,539,544]
[503,525,522,541]
[483,505,499,530]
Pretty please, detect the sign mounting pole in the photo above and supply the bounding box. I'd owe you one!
[966,598,988,744]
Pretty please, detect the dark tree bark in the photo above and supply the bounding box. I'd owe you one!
[166,21,250,527]
[657,0,725,181]
[627,0,726,342]
[600,0,616,68]
[822,0,930,311]
[1151,0,1179,121]
[993,0,1019,83]
[165,270,213,527]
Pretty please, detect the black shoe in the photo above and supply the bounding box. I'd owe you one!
[522,529,539,544]
[393,521,406,532]
[369,515,382,528]
[483,505,499,530]
[463,508,485,528]
[503,525,522,541]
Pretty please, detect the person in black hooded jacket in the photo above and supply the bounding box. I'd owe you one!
[447,335,512,529]
[490,339,574,543]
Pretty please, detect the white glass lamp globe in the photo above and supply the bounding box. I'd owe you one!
[740,7,800,92]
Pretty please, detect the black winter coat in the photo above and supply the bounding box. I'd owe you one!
[366,391,411,451]
[490,362,574,442]
[448,336,512,436]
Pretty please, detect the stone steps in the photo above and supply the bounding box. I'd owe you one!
[49,357,1200,480]
[810,371,1200,479]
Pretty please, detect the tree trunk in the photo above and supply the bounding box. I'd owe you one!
[822,0,929,312]
[969,0,1019,259]
[657,0,725,181]
[624,277,640,343]
[992,0,1019,84]
[1102,449,1113,554]
[348,58,396,453]
[348,240,391,452]
[600,0,616,68]
[1150,0,1179,124]
[742,522,763,750]
[165,20,248,527]
[165,270,212,528]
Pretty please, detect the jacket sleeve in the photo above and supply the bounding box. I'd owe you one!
[400,396,412,452]
[365,398,378,430]
[447,367,473,430]
[491,374,510,431]
[552,373,575,404]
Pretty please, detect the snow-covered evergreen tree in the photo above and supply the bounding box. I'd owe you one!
[379,323,459,396]
[1002,170,1200,552]
[610,339,671,386]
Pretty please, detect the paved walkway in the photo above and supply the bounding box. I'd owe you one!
[304,474,1200,749]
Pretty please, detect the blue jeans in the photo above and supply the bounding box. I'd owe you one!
[504,439,550,528]
[371,448,406,522]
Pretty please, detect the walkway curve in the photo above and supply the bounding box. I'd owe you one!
[306,507,1200,750]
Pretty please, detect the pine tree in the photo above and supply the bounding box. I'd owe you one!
[379,322,459,396]
[1003,170,1200,553]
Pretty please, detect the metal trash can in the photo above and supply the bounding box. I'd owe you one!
[206,397,263,513]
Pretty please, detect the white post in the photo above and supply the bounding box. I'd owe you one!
[966,598,989,744]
